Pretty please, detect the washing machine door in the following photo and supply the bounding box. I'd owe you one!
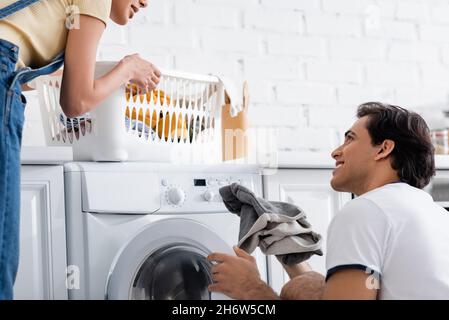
[106,218,234,300]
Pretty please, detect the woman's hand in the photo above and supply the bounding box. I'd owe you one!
[207,246,279,300]
[121,54,161,91]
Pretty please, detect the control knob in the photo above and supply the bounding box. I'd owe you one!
[167,187,186,206]
[202,190,215,202]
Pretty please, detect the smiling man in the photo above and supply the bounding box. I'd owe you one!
[208,102,449,300]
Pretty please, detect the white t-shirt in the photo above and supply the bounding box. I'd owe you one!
[326,182,449,300]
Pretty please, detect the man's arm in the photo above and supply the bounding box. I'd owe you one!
[207,251,324,300]
[279,261,325,300]
[207,248,379,300]
[280,271,325,300]
[280,268,378,300]
[322,269,378,300]
[283,262,313,279]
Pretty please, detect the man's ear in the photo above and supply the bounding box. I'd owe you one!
[374,139,395,161]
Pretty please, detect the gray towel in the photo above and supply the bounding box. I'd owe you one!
[219,183,323,266]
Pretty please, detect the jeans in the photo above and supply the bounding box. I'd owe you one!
[0,1,65,301]
[0,39,26,300]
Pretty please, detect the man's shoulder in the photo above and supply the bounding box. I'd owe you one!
[362,182,425,198]
[360,182,432,210]
[341,196,378,211]
[339,183,435,225]
[334,196,389,226]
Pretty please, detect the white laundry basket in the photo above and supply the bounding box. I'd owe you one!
[35,61,225,163]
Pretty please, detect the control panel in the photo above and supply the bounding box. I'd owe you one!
[159,173,259,214]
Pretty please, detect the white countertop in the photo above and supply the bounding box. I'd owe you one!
[275,152,449,170]
[19,147,449,169]
[21,146,73,165]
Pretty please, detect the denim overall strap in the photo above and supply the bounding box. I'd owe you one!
[0,0,40,20]
[8,52,64,90]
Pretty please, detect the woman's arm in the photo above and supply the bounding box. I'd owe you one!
[60,15,160,118]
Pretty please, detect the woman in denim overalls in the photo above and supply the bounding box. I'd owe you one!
[0,0,161,299]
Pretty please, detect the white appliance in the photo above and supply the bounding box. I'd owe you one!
[64,162,267,300]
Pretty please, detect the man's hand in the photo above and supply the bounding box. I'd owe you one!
[207,246,279,300]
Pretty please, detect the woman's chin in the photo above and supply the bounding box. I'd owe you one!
[111,16,129,25]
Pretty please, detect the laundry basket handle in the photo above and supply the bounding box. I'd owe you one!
[159,68,220,84]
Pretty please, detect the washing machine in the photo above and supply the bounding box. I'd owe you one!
[64,162,267,300]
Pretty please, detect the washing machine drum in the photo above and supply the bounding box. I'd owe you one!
[132,244,212,300]
[106,219,233,300]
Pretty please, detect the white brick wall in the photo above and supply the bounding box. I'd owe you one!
[306,15,362,37]
[329,38,386,60]
[261,0,321,12]
[174,3,240,28]
[366,21,417,40]
[322,0,367,15]
[306,61,363,83]
[431,3,449,24]
[366,62,420,85]
[23,0,449,156]
[388,43,440,62]
[420,24,449,42]
[267,35,327,56]
[276,83,336,105]
[396,1,431,21]
[245,9,304,33]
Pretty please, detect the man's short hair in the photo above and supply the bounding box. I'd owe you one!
[357,102,435,189]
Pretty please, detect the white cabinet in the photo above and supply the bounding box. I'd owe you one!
[263,169,351,294]
[14,166,68,300]
[426,170,449,210]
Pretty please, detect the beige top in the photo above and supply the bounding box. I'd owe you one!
[0,0,112,68]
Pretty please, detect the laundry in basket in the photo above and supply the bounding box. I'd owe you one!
[59,113,92,133]
[35,61,227,162]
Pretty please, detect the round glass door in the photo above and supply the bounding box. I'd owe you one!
[130,244,213,300]
[106,218,233,300]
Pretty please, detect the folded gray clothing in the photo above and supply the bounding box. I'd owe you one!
[219,183,323,266]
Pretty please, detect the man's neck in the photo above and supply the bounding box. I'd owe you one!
[354,172,400,196]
